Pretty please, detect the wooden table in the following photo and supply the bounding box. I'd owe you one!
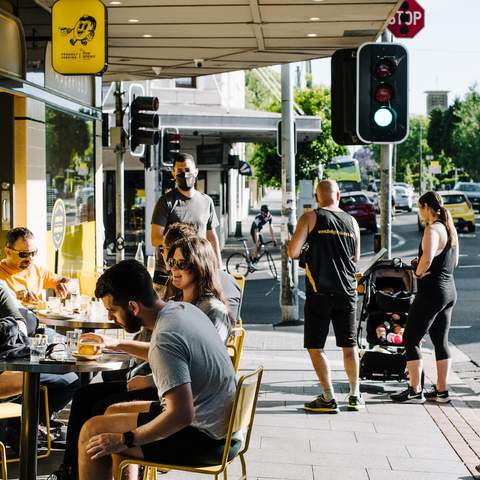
[0,354,130,480]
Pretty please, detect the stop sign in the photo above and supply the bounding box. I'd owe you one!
[388,0,425,39]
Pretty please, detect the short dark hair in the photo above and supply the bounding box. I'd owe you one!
[173,153,196,168]
[95,260,157,308]
[6,227,34,247]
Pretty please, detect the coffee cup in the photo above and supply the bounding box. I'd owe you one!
[77,341,102,356]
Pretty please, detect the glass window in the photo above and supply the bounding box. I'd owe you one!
[441,194,466,205]
[175,77,196,88]
[46,108,95,228]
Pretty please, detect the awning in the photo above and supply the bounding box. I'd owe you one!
[34,0,403,81]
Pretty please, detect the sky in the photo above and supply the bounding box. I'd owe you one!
[311,0,480,116]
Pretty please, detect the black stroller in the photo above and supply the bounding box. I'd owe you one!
[357,257,416,382]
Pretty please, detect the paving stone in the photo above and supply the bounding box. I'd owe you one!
[387,456,471,475]
[355,431,452,448]
[312,465,369,479]
[406,444,463,461]
[367,469,470,480]
[310,440,410,458]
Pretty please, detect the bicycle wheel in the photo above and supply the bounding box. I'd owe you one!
[226,253,250,277]
[266,252,278,280]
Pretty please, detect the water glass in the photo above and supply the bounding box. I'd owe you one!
[69,279,80,296]
[47,296,61,312]
[30,335,48,363]
[147,255,156,279]
[66,330,81,357]
[79,295,91,316]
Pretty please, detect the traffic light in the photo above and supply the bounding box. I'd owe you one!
[331,49,365,146]
[356,42,409,144]
[129,96,160,154]
[162,129,180,165]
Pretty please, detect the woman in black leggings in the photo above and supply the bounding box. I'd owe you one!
[391,191,458,404]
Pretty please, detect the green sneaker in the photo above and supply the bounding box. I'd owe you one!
[303,395,339,414]
[347,395,365,411]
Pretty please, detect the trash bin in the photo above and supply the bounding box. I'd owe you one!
[235,221,243,238]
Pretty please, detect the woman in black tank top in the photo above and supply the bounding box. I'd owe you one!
[391,192,459,404]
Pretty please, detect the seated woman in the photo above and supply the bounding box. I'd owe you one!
[166,235,233,343]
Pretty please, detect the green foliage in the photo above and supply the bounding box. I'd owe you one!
[245,70,279,111]
[451,88,480,179]
[246,85,347,187]
[427,101,460,159]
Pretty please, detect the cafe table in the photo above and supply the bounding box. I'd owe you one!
[0,354,130,480]
[36,312,122,332]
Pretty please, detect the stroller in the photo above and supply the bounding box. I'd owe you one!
[357,257,416,382]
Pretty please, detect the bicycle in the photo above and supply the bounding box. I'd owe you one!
[226,235,278,280]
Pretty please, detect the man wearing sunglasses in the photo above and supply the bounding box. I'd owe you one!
[0,227,70,304]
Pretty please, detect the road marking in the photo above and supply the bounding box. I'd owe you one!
[458,265,480,268]
[450,326,472,329]
[298,290,306,300]
[392,232,406,249]
[459,254,468,257]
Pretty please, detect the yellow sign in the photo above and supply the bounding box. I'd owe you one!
[51,0,107,75]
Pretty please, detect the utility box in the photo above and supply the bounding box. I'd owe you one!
[297,180,315,218]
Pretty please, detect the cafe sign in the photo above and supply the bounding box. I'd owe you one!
[51,0,107,75]
[51,199,67,251]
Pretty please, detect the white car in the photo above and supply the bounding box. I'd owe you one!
[394,185,413,211]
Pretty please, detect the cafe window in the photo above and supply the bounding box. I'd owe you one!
[45,108,95,228]
[175,77,196,88]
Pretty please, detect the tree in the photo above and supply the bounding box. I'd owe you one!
[451,87,480,180]
[248,86,347,187]
[427,101,460,161]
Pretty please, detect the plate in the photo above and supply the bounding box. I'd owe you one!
[72,352,103,361]
[37,310,75,320]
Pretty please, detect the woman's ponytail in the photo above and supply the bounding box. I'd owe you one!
[440,206,457,248]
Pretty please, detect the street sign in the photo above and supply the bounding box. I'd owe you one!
[239,160,252,176]
[51,199,66,251]
[388,0,425,39]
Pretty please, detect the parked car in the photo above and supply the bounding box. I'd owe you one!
[394,181,414,192]
[454,182,480,211]
[394,185,413,212]
[418,190,475,233]
[340,191,377,233]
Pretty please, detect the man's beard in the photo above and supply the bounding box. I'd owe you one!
[123,309,142,333]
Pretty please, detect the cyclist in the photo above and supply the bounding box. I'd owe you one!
[250,204,276,261]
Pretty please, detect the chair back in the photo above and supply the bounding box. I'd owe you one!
[219,367,263,467]
[232,274,245,326]
[227,327,245,372]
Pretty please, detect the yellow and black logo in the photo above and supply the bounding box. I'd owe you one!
[59,15,97,46]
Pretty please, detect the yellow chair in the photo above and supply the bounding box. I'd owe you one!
[0,441,6,480]
[232,274,245,327]
[227,327,246,373]
[0,386,52,465]
[115,367,264,480]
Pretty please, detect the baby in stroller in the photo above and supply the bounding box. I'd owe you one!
[373,287,407,345]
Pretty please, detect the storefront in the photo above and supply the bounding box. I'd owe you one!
[0,3,103,295]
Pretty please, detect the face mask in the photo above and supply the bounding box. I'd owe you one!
[176,172,195,190]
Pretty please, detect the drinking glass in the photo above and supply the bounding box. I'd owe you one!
[69,279,80,311]
[147,255,156,278]
[79,295,91,316]
[47,296,61,312]
[66,330,81,357]
[30,335,48,363]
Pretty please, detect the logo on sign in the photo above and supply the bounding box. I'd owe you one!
[51,199,67,251]
[59,15,97,46]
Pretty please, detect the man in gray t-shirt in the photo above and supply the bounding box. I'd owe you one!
[151,153,221,284]
[77,260,238,477]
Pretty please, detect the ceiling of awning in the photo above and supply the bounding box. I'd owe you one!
[33,0,403,82]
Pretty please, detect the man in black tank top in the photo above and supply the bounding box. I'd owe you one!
[289,180,362,413]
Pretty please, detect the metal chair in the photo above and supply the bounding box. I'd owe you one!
[232,274,245,327]
[114,367,263,480]
[227,326,246,373]
[0,386,52,465]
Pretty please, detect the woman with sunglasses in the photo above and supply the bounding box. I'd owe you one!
[167,236,233,343]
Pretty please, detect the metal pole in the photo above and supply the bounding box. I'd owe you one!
[380,144,393,258]
[277,63,300,326]
[379,29,393,259]
[419,122,423,194]
[114,82,125,263]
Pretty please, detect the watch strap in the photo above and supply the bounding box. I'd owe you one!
[123,430,135,448]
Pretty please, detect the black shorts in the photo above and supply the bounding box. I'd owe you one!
[304,292,357,349]
[137,402,241,466]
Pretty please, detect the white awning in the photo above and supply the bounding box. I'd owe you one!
[34,0,403,81]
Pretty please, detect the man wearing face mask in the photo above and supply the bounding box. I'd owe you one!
[151,153,222,287]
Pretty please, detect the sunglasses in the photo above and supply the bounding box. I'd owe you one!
[167,258,192,270]
[7,247,38,259]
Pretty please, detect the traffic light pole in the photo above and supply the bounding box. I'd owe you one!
[114,82,125,263]
[380,29,393,259]
[276,63,301,327]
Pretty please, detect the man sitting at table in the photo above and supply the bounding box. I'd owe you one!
[0,227,70,304]
[74,260,237,480]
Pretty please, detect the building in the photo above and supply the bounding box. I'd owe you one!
[425,90,449,115]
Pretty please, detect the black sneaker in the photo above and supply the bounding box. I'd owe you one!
[424,386,450,403]
[47,465,73,480]
[390,387,425,404]
[348,395,365,411]
[303,395,339,414]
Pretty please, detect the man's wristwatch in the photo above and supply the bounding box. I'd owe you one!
[123,431,135,448]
